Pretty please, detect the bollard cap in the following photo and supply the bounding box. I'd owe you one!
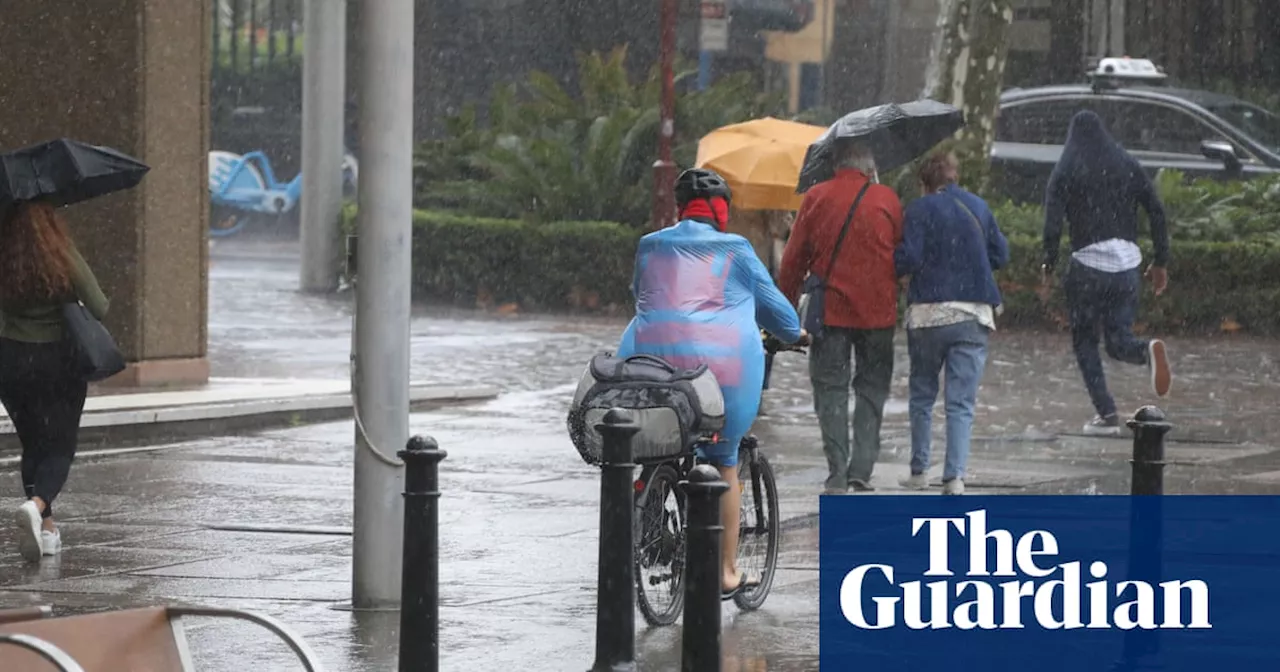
[595,407,641,437]
[680,464,730,497]
[1133,406,1166,423]
[1126,405,1173,433]
[687,464,723,484]
[602,408,636,426]
[398,435,448,462]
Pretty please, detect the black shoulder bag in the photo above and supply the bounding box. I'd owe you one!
[798,181,873,337]
[62,302,126,382]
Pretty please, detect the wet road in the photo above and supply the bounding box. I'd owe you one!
[0,245,1277,669]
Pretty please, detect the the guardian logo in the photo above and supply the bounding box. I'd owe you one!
[840,510,1211,631]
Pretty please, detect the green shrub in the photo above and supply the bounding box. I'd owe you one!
[986,170,1280,244]
[345,206,640,310]
[412,47,786,226]
[344,206,1280,334]
[997,236,1280,335]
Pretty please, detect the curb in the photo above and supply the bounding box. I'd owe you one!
[0,385,500,455]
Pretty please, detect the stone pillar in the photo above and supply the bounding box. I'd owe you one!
[0,0,211,387]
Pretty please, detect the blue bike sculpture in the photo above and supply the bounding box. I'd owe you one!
[208,149,357,237]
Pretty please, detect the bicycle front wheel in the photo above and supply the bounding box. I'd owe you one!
[634,463,686,626]
[734,452,780,611]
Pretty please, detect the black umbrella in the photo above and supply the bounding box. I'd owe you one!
[0,139,150,208]
[796,99,964,194]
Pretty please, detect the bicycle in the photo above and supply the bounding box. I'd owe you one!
[632,331,805,626]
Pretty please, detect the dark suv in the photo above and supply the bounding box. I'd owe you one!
[991,79,1280,204]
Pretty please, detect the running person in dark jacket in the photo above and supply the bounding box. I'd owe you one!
[0,201,109,561]
[1042,110,1173,436]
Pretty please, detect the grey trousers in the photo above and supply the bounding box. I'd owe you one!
[809,327,895,489]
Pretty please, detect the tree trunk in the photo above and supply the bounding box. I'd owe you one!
[924,0,1013,192]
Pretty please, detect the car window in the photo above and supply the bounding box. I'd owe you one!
[1207,102,1280,154]
[997,100,1097,145]
[1103,101,1227,155]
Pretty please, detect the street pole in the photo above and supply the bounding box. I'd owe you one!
[300,0,347,293]
[352,0,414,609]
[652,0,679,230]
[697,51,713,91]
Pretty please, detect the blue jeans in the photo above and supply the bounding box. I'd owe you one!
[1064,262,1149,418]
[907,320,989,482]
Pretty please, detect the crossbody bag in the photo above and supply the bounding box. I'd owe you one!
[948,194,1004,316]
[797,182,873,337]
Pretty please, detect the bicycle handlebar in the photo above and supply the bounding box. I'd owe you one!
[762,330,810,355]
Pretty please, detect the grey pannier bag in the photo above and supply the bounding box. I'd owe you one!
[567,353,726,466]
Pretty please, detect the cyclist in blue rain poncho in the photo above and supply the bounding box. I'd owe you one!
[617,168,804,598]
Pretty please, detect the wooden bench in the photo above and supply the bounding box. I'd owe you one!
[0,605,323,672]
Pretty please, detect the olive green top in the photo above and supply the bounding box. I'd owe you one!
[0,244,110,343]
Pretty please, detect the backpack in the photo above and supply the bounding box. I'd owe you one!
[567,353,726,466]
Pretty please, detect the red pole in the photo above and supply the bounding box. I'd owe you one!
[652,0,679,230]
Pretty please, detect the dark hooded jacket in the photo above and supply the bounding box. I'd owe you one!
[1042,110,1170,270]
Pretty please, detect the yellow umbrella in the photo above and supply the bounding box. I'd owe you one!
[695,117,826,211]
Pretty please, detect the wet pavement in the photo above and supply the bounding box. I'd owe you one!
[0,241,1278,669]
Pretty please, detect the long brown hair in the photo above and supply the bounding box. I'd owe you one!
[0,201,75,306]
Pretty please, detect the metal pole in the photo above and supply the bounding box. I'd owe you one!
[589,409,639,672]
[1122,406,1171,665]
[300,0,348,293]
[352,0,414,609]
[399,436,446,672]
[680,465,728,672]
[652,0,679,230]
[698,51,713,90]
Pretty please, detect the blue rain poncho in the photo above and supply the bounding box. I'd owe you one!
[617,220,802,467]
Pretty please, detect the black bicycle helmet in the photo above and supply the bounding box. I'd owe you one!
[674,168,732,208]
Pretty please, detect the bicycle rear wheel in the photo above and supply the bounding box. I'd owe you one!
[734,452,780,611]
[634,464,686,626]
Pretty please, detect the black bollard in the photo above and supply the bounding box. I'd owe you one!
[1128,406,1172,496]
[1121,407,1172,667]
[680,464,730,672]
[399,436,447,672]
[590,409,640,672]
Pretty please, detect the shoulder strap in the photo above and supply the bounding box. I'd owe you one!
[820,181,873,281]
[948,193,985,238]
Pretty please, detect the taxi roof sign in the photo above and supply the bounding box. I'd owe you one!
[1090,57,1168,81]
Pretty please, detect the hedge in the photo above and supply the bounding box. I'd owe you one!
[344,207,640,311]
[344,207,1280,335]
[998,236,1280,335]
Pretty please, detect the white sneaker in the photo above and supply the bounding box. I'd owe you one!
[1082,415,1123,437]
[14,501,43,562]
[942,479,966,496]
[41,529,62,556]
[899,473,929,490]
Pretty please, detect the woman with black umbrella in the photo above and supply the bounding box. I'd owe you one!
[0,200,109,561]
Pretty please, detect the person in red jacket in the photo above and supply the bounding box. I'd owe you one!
[779,142,904,493]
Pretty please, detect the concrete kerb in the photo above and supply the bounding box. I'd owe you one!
[0,384,500,456]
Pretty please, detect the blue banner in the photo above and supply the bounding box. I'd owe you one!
[819,496,1280,671]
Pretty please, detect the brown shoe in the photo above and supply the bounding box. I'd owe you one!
[1149,340,1171,398]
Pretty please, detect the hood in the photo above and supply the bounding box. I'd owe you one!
[1056,110,1139,175]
